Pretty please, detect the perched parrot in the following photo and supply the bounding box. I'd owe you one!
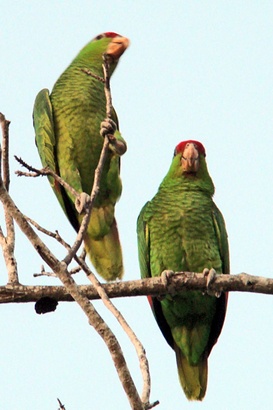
[137,140,229,400]
[33,32,130,281]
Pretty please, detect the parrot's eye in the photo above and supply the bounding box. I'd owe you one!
[94,34,104,41]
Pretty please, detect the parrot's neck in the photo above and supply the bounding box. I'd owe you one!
[161,173,215,198]
[161,156,215,198]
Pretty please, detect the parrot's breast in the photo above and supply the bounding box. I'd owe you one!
[148,188,222,276]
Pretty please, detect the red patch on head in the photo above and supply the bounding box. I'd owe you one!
[94,32,121,41]
[175,140,206,156]
[104,32,120,38]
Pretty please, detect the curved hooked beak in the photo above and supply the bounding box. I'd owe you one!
[181,142,200,173]
[106,36,130,60]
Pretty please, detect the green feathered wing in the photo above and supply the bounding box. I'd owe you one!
[33,33,129,281]
[137,146,229,400]
[33,89,69,217]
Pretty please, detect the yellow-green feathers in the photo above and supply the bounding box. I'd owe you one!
[33,33,129,280]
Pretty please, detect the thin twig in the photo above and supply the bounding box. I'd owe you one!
[29,204,151,403]
[14,155,42,175]
[81,68,105,83]
[57,398,66,410]
[25,215,61,239]
[102,54,112,118]
[66,56,147,407]
[76,256,152,406]
[68,56,152,406]
[25,217,84,277]
[33,271,57,278]
[62,136,109,265]
[62,55,117,266]
[15,158,81,200]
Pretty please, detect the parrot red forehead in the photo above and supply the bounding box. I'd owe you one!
[104,32,121,38]
[94,32,121,40]
[175,140,206,156]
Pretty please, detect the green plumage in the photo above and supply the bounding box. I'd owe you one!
[137,140,229,400]
[33,33,129,281]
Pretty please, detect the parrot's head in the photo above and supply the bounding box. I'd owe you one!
[101,32,129,61]
[77,32,129,72]
[174,140,206,174]
[92,32,130,62]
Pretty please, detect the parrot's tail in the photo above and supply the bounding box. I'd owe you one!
[84,217,123,282]
[174,344,208,401]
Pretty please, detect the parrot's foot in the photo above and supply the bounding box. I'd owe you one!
[100,118,117,138]
[161,270,174,286]
[75,192,90,214]
[158,270,176,299]
[203,268,221,298]
[108,134,127,155]
[100,118,127,155]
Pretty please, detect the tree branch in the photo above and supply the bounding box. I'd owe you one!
[26,198,152,406]
[1,272,273,304]
[0,113,19,284]
[0,176,145,408]
[0,56,150,408]
[75,256,151,406]
[57,398,66,410]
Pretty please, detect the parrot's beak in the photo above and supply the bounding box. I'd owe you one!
[106,36,130,60]
[181,142,200,173]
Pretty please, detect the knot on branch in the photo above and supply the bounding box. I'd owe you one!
[75,192,91,214]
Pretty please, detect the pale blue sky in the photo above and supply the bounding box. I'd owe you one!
[1,1,273,409]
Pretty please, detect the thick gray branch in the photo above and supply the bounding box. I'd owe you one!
[0,272,272,304]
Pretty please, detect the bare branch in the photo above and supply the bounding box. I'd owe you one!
[81,68,105,83]
[0,114,11,191]
[75,256,151,406]
[15,159,80,200]
[14,155,42,175]
[62,136,109,266]
[62,56,116,265]
[102,54,112,118]
[24,191,152,405]
[56,261,144,410]
[1,272,273,305]
[57,398,66,410]
[61,57,147,408]
[0,113,19,284]
[1,102,145,408]
[25,220,84,276]
[0,178,144,408]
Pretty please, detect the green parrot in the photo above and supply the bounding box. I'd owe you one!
[137,140,229,400]
[33,32,130,281]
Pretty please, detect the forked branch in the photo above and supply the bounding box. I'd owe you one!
[0,55,154,409]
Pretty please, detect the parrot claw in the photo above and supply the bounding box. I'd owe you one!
[161,270,175,287]
[159,270,176,299]
[75,192,90,214]
[203,268,221,298]
[100,118,127,155]
[108,134,127,155]
[100,118,117,138]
